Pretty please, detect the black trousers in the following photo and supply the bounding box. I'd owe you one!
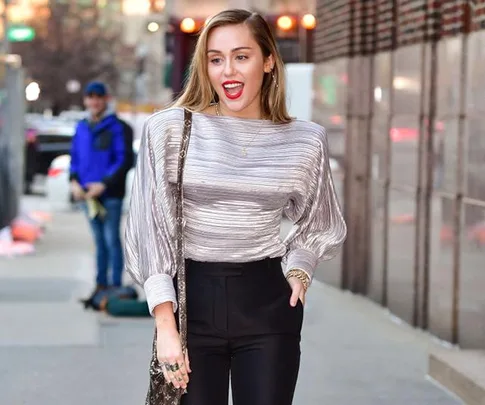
[177,257,304,405]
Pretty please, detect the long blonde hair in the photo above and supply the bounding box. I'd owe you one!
[173,9,291,124]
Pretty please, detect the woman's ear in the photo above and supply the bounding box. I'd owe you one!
[264,54,275,73]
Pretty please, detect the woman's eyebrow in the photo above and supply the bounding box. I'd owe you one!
[207,46,253,54]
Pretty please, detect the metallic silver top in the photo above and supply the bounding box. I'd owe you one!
[124,107,347,315]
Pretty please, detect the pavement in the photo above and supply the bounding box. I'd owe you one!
[0,196,463,405]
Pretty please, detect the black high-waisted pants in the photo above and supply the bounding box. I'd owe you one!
[177,257,304,405]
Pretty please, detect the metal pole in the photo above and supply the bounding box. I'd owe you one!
[382,0,398,307]
[159,0,174,104]
[451,0,472,346]
[359,0,378,295]
[421,3,441,331]
[341,0,356,291]
[413,32,428,328]
[2,0,9,55]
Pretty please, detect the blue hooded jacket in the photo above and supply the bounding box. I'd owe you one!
[69,112,133,199]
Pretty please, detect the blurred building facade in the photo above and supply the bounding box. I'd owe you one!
[3,0,129,112]
[313,0,485,349]
[119,0,317,109]
[3,0,318,110]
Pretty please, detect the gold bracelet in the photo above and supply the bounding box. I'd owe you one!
[285,269,310,291]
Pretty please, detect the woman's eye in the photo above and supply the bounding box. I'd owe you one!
[236,55,248,61]
[210,58,222,64]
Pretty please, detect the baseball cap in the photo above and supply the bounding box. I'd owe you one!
[84,81,108,96]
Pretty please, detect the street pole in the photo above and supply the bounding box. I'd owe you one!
[159,0,174,104]
[2,0,10,55]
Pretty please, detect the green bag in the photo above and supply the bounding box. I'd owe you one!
[106,297,150,317]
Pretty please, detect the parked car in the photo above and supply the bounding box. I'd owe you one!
[45,139,140,212]
[24,116,76,194]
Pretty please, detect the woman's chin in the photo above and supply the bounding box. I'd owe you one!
[221,100,253,115]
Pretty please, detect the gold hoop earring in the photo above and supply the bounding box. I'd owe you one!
[271,70,279,88]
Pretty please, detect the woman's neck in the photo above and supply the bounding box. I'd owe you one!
[216,102,262,120]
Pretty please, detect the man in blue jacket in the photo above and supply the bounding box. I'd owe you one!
[69,81,134,302]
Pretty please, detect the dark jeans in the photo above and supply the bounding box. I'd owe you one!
[84,197,124,287]
[178,257,303,405]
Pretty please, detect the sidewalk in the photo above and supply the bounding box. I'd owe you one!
[0,197,461,405]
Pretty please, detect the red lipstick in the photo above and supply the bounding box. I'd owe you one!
[222,81,244,100]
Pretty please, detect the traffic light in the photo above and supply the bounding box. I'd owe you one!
[8,25,35,42]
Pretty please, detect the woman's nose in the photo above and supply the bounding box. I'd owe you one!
[224,60,236,76]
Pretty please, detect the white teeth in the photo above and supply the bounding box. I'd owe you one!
[224,83,243,89]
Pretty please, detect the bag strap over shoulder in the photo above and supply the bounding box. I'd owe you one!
[175,108,192,352]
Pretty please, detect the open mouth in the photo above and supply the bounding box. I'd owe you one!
[223,81,244,100]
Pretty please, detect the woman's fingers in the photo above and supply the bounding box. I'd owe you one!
[290,288,300,307]
[162,356,189,389]
[287,277,304,307]
[185,350,192,373]
[299,290,306,306]
[164,360,182,388]
[162,361,178,387]
[175,355,190,385]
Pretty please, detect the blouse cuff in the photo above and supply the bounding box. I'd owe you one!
[285,248,318,283]
[144,273,177,316]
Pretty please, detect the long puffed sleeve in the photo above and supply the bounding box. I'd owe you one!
[124,114,179,315]
[283,126,347,283]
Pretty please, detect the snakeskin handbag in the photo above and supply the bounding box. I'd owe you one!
[145,109,193,405]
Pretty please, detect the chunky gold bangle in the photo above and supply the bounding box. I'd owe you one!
[285,269,310,291]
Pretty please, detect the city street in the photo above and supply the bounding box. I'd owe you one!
[0,195,463,405]
[1,1,484,404]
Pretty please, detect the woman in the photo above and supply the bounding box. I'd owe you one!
[124,9,346,405]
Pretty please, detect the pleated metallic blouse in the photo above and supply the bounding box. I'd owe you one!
[124,107,347,315]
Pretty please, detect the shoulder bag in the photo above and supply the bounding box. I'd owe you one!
[145,108,192,405]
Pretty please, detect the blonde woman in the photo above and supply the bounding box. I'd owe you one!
[125,9,346,405]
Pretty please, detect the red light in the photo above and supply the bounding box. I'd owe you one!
[48,168,64,177]
[390,127,418,142]
[330,115,342,125]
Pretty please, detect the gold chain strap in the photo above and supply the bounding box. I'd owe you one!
[175,109,193,353]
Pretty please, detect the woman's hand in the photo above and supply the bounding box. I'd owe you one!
[156,327,191,390]
[154,302,191,390]
[287,276,306,307]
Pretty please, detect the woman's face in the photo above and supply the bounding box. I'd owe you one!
[207,23,274,119]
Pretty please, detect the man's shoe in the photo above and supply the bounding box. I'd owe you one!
[79,285,107,309]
